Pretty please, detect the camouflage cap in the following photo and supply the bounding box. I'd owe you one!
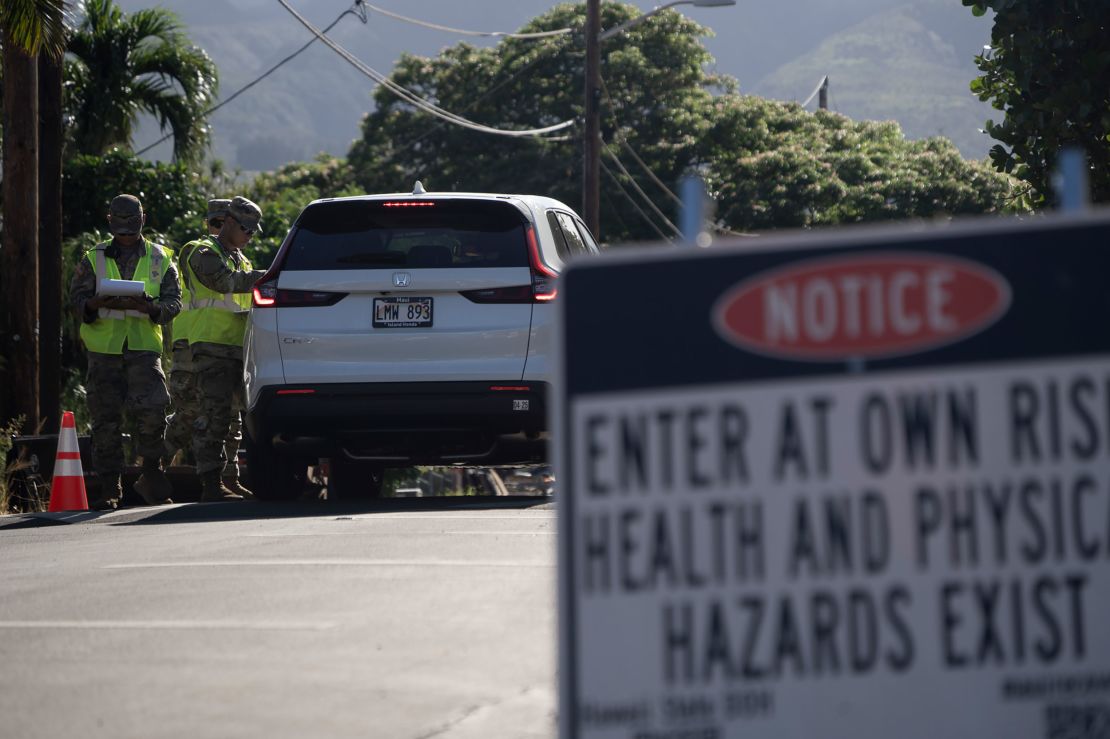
[108,194,144,235]
[227,196,263,233]
[206,198,231,221]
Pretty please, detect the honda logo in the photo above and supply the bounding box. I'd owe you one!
[392,272,411,287]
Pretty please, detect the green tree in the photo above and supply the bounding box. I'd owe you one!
[243,154,361,267]
[348,2,729,244]
[348,2,1013,243]
[964,0,1110,206]
[65,0,217,162]
[62,148,219,242]
[702,96,1016,231]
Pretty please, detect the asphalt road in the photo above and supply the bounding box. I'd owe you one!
[0,496,557,738]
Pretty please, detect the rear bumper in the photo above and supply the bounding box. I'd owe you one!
[245,381,549,465]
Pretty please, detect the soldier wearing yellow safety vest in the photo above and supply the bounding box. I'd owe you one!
[164,198,245,491]
[186,196,268,502]
[68,194,182,510]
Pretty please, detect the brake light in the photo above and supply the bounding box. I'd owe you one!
[276,388,316,395]
[527,225,558,302]
[490,386,531,391]
[381,201,436,208]
[458,226,558,304]
[253,281,277,306]
[253,279,346,308]
[251,229,295,307]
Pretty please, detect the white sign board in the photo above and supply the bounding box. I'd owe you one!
[557,214,1110,739]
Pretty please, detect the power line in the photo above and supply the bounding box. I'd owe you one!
[598,80,749,238]
[618,137,683,207]
[598,78,684,208]
[279,0,575,138]
[601,158,673,242]
[378,39,579,166]
[603,145,682,237]
[600,188,634,236]
[135,1,368,157]
[361,3,572,39]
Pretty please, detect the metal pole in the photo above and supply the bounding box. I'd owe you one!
[583,0,601,239]
[679,175,711,247]
[1053,147,1089,213]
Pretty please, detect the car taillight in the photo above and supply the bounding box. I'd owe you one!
[253,279,278,307]
[527,225,558,302]
[251,229,293,307]
[252,279,346,308]
[458,226,559,304]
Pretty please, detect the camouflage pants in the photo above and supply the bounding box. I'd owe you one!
[86,350,170,475]
[164,341,197,459]
[191,354,246,476]
[166,343,242,478]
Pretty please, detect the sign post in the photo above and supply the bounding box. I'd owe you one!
[557,212,1110,739]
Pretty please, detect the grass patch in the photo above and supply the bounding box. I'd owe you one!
[0,416,33,514]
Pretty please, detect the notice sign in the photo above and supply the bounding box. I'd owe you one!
[556,213,1110,739]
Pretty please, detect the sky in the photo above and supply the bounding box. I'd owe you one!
[114,0,994,168]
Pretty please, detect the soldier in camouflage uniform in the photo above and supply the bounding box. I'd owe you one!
[164,199,227,464]
[163,201,236,460]
[187,196,268,502]
[69,194,182,510]
[165,199,254,495]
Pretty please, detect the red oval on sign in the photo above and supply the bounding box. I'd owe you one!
[713,252,1011,360]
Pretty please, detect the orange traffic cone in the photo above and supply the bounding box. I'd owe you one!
[48,412,89,512]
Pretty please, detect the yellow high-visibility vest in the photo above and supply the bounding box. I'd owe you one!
[79,241,166,354]
[172,237,214,345]
[187,240,253,347]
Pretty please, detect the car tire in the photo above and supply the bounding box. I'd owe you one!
[244,428,309,502]
[328,455,385,500]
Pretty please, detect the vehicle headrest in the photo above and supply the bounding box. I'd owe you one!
[407,244,453,267]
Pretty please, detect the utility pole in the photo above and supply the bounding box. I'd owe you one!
[1,35,41,433]
[583,0,601,239]
[39,53,64,432]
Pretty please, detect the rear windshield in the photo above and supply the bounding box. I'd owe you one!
[284,199,529,270]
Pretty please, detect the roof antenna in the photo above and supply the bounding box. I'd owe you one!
[412,181,427,195]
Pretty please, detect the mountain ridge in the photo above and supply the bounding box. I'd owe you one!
[118,0,995,169]
[754,0,995,159]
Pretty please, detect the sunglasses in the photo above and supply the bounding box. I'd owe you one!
[230,215,256,237]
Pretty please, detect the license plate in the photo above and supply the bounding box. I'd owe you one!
[373,297,433,328]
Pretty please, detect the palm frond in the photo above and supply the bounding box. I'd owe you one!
[64,0,217,162]
[127,7,183,47]
[132,42,217,104]
[133,85,209,163]
[1,0,72,59]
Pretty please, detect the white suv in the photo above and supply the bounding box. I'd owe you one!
[242,187,600,500]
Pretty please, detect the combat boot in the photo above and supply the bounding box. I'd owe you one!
[134,460,174,505]
[88,474,123,511]
[200,470,243,502]
[222,475,256,501]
